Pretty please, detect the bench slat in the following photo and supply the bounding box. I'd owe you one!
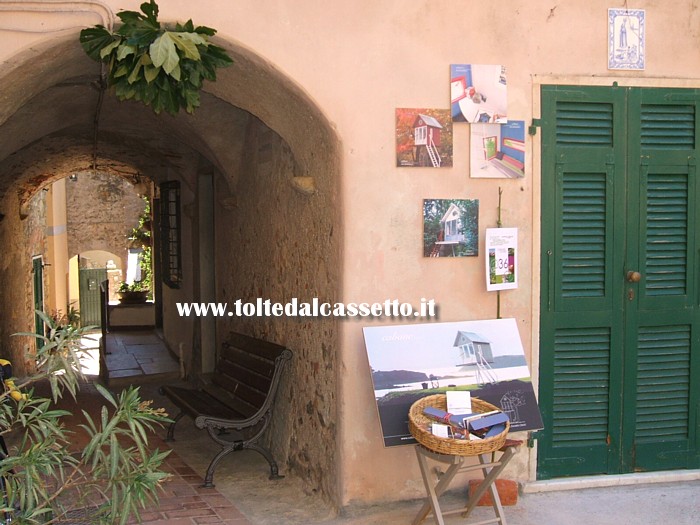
[218,348,277,380]
[224,332,287,362]
[216,359,272,393]
[162,385,246,421]
[201,383,259,420]
[212,374,267,410]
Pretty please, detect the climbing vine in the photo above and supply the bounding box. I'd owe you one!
[79,0,233,115]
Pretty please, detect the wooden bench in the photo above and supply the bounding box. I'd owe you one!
[160,332,292,487]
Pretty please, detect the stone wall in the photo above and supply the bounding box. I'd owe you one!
[0,190,46,376]
[214,117,340,504]
[65,172,147,267]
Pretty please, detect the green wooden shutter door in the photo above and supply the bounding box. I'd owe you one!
[79,268,106,327]
[539,86,700,479]
[539,87,626,478]
[626,90,699,471]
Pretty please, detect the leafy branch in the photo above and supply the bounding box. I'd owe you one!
[79,0,233,115]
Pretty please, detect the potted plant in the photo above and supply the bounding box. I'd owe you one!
[117,280,150,304]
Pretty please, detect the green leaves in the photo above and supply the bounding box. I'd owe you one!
[79,0,233,115]
[3,316,172,524]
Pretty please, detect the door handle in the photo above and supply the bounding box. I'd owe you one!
[626,271,642,283]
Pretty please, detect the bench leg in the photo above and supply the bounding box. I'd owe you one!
[202,426,284,487]
[202,445,234,488]
[202,442,283,488]
[165,411,184,442]
[244,442,284,480]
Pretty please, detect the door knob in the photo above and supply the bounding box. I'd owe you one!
[626,271,642,283]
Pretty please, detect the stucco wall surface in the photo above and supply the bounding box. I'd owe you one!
[1,0,700,510]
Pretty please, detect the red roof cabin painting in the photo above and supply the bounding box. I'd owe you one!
[395,108,453,168]
[413,114,443,167]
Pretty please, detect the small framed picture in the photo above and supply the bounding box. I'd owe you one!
[608,8,645,70]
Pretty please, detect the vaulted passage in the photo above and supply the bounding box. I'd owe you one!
[0,33,341,504]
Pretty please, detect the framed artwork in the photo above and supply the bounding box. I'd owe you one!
[470,121,525,179]
[395,108,453,168]
[423,199,479,257]
[608,8,645,70]
[451,76,467,103]
[450,64,507,123]
[363,318,543,447]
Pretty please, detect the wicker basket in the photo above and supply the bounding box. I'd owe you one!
[408,394,509,456]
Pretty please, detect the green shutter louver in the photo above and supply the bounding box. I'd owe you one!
[556,102,613,146]
[641,105,695,149]
[561,172,607,297]
[644,173,688,296]
[636,326,690,438]
[552,328,610,445]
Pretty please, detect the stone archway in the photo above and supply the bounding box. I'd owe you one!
[0,32,341,505]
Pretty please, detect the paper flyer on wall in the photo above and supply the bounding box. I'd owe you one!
[485,227,518,291]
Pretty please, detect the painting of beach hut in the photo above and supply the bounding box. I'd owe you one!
[363,318,543,447]
[453,331,497,385]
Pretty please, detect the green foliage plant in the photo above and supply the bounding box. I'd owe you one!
[117,280,148,293]
[0,311,171,524]
[79,0,233,115]
[128,197,153,298]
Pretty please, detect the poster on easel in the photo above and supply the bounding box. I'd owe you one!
[485,227,518,291]
[363,318,543,447]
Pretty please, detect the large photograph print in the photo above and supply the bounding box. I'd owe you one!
[363,319,542,447]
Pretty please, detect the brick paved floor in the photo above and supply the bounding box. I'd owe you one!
[35,377,254,525]
[130,436,252,525]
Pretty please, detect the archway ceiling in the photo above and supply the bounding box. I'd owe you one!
[0,41,250,206]
[0,32,339,216]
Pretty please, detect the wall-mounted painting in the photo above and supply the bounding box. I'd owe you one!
[450,64,507,123]
[608,8,645,70]
[363,318,543,447]
[470,121,525,178]
[423,198,478,257]
[396,108,453,167]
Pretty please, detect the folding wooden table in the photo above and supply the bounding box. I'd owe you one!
[412,439,522,525]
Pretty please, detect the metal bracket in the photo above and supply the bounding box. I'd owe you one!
[527,430,543,448]
[528,118,542,136]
